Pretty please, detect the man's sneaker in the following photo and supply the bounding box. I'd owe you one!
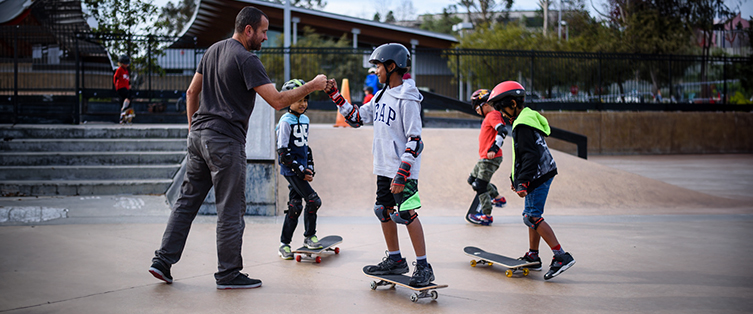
[279,244,293,260]
[467,213,492,226]
[216,273,262,290]
[149,261,173,284]
[492,196,507,208]
[409,262,435,287]
[304,235,323,249]
[518,253,542,271]
[544,252,575,280]
[363,252,409,275]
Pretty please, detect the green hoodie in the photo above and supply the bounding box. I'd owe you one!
[510,107,557,191]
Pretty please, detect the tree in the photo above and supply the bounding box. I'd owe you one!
[83,0,166,89]
[155,0,197,37]
[385,11,396,23]
[539,0,551,37]
[419,6,463,34]
[373,12,382,22]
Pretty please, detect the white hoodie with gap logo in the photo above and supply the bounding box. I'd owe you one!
[337,79,423,179]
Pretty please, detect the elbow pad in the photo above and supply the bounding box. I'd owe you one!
[405,136,423,158]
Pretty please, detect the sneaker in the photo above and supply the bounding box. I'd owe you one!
[544,252,575,280]
[149,261,173,284]
[518,253,542,271]
[467,213,492,226]
[216,273,262,290]
[304,235,323,249]
[492,196,507,208]
[409,262,435,287]
[279,244,293,260]
[363,252,409,275]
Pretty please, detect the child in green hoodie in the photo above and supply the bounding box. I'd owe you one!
[488,81,575,280]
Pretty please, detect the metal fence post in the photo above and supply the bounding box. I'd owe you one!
[668,54,673,102]
[723,55,727,105]
[74,32,81,124]
[13,25,19,124]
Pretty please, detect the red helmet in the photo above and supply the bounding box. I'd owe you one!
[488,81,525,107]
[470,89,490,111]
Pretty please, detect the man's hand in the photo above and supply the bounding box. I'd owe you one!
[516,190,527,198]
[486,151,496,159]
[309,74,327,91]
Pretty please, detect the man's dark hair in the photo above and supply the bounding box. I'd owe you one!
[364,86,373,93]
[235,6,268,34]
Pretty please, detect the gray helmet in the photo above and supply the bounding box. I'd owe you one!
[369,43,411,69]
[118,54,130,65]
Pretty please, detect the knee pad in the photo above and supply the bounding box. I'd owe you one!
[305,192,321,213]
[471,178,489,194]
[467,175,476,186]
[390,210,417,225]
[286,199,303,219]
[374,204,392,222]
[524,214,544,230]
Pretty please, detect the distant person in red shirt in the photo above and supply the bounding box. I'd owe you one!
[113,54,134,124]
[465,88,508,225]
[363,86,374,104]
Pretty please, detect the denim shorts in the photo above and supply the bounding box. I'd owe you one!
[522,177,553,218]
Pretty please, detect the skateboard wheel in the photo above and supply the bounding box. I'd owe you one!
[334,247,340,254]
[430,290,438,300]
[315,256,321,263]
[488,262,493,266]
[523,268,530,276]
[296,255,301,262]
[470,260,477,267]
[410,293,419,302]
[370,281,377,290]
[505,270,513,277]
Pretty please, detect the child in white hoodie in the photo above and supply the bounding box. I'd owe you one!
[324,43,434,287]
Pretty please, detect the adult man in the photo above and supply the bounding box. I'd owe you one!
[149,6,327,290]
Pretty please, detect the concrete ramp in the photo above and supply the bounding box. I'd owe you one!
[302,125,749,217]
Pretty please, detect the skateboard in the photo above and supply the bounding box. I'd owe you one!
[464,246,539,277]
[119,108,135,124]
[364,272,448,302]
[465,195,489,225]
[291,235,342,263]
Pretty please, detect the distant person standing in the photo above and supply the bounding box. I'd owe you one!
[148,6,327,290]
[363,86,374,104]
[113,54,134,124]
[364,67,380,94]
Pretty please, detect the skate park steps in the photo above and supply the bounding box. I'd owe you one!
[0,124,187,196]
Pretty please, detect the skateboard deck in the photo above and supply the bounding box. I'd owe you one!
[464,246,538,277]
[364,272,448,302]
[291,235,342,263]
[465,195,489,225]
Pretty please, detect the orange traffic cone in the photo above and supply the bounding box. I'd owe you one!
[333,78,351,127]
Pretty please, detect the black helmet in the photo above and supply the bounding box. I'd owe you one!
[369,43,411,69]
[118,54,130,65]
[471,89,490,112]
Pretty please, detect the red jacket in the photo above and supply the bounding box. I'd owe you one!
[478,110,505,159]
[113,66,130,90]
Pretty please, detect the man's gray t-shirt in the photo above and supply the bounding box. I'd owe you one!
[192,38,272,143]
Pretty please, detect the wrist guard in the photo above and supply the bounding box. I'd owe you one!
[393,161,411,187]
[327,85,346,107]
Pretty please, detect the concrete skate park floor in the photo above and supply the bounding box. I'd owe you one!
[1,125,752,313]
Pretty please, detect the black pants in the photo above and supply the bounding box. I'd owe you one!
[280,175,318,245]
